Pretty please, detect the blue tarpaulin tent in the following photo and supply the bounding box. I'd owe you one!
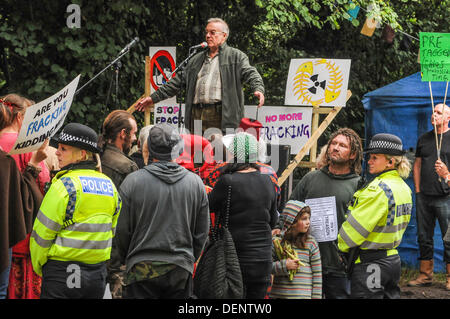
[362,72,448,272]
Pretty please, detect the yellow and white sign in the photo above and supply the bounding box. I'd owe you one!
[285,59,351,107]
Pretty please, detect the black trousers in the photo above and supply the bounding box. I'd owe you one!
[350,254,401,299]
[322,274,350,299]
[40,260,107,299]
[123,266,193,299]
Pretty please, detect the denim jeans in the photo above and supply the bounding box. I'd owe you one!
[0,249,12,299]
[415,193,450,263]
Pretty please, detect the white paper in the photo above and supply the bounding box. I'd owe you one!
[9,75,80,155]
[305,196,338,242]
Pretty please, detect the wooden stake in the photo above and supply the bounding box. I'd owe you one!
[428,81,440,159]
[438,81,449,158]
[144,56,151,126]
[127,93,147,114]
[278,107,342,186]
[278,90,352,186]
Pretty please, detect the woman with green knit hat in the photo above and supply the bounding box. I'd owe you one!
[208,132,278,299]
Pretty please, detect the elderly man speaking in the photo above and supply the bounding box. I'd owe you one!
[136,18,265,134]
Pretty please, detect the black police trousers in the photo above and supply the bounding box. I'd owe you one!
[40,260,107,299]
[350,254,401,299]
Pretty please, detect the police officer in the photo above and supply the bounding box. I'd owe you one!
[338,133,413,299]
[30,123,122,299]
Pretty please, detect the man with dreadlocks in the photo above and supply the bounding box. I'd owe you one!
[275,128,363,299]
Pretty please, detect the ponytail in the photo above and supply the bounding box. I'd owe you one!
[0,94,34,131]
[386,155,411,179]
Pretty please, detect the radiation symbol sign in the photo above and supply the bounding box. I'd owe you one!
[149,47,176,92]
[284,59,351,107]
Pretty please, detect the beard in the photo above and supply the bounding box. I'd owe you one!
[328,151,350,166]
[122,134,132,155]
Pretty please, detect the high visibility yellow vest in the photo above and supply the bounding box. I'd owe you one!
[338,170,412,261]
[30,168,121,276]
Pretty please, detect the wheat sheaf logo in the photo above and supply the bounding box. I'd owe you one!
[293,59,344,107]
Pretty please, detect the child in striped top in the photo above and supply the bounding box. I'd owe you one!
[270,200,322,299]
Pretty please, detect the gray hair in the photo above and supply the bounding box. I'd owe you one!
[207,17,229,40]
[138,125,153,149]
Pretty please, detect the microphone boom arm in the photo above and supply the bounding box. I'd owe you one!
[170,47,201,80]
[75,38,138,96]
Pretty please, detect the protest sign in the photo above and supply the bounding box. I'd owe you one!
[420,32,450,82]
[9,75,80,155]
[149,46,177,105]
[285,58,351,107]
[244,105,312,154]
[154,103,185,127]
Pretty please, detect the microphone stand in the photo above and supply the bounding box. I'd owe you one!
[75,47,131,96]
[172,47,203,132]
[105,61,122,109]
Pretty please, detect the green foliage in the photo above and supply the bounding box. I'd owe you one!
[0,0,448,141]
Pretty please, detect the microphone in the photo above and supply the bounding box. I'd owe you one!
[119,37,139,54]
[189,42,208,50]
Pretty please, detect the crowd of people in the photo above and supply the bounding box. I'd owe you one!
[0,16,449,300]
[1,92,449,299]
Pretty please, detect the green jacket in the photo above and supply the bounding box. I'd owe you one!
[101,143,138,189]
[338,170,412,262]
[151,42,265,132]
[30,164,121,276]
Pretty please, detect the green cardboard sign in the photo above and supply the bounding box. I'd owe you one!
[420,32,450,82]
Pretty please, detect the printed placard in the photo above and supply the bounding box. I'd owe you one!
[285,59,351,107]
[244,105,312,155]
[9,75,80,155]
[154,103,185,128]
[149,46,177,104]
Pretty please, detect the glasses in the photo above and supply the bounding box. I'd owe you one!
[205,30,225,36]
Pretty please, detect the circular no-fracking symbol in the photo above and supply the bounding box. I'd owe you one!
[150,50,176,91]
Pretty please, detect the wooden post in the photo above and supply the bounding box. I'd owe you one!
[278,107,342,186]
[127,93,146,114]
[144,56,151,126]
[309,104,320,170]
[277,90,352,186]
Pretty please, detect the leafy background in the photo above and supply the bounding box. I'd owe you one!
[0,0,448,157]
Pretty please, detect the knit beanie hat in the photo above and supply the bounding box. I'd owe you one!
[280,200,309,237]
[230,132,258,163]
[147,123,184,161]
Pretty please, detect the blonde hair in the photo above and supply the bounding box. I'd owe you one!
[73,147,102,172]
[385,154,411,179]
[316,145,328,169]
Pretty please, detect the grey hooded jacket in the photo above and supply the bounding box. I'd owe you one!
[115,162,210,274]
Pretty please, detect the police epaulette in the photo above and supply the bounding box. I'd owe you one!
[63,219,75,229]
